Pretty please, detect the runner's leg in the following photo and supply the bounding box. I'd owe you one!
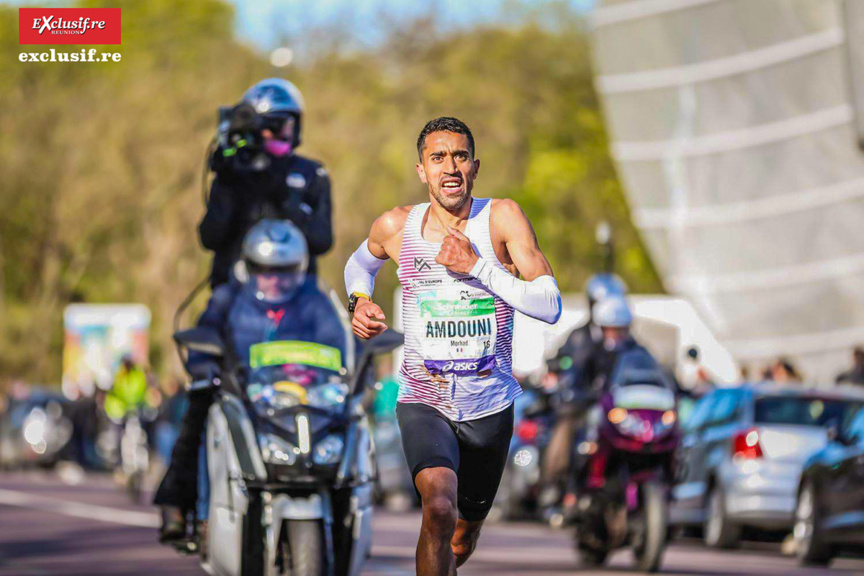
[416,467,458,576]
[397,403,461,576]
[451,518,484,567]
[451,404,515,566]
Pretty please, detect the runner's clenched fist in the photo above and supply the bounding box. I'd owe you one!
[435,226,478,275]
[352,298,388,339]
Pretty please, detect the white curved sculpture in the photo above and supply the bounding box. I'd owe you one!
[591,0,864,382]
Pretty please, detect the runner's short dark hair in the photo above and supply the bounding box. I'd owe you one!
[417,117,475,160]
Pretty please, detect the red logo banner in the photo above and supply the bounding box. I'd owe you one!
[19,8,121,45]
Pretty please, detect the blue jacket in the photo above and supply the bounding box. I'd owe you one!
[189,278,347,379]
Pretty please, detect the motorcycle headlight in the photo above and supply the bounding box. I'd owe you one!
[306,383,349,410]
[655,410,677,433]
[513,446,538,468]
[259,433,298,466]
[616,413,646,437]
[312,434,344,466]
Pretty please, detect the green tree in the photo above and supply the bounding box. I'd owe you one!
[0,1,660,388]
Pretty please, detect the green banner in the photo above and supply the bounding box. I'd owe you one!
[420,298,495,318]
[249,341,342,371]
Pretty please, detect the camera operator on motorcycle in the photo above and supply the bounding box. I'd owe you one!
[571,295,648,489]
[201,78,333,288]
[154,219,347,542]
[539,273,628,508]
[569,295,679,571]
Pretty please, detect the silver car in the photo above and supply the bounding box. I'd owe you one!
[670,383,864,548]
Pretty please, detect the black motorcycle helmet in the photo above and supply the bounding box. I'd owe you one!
[242,78,305,148]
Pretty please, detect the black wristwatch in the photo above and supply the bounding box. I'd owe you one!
[348,292,369,314]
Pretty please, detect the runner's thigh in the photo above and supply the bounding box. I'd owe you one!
[396,402,460,483]
[454,404,515,520]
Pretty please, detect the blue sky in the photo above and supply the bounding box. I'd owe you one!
[227,0,596,51]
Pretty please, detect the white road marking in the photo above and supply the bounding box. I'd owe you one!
[0,488,160,528]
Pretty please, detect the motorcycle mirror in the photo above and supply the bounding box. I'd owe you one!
[366,330,404,356]
[348,331,404,397]
[173,327,226,357]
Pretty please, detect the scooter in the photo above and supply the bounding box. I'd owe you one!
[174,325,403,576]
[571,347,680,572]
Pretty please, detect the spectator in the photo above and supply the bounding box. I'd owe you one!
[769,357,802,383]
[836,346,864,386]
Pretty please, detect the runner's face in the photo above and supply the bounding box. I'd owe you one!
[417,131,479,212]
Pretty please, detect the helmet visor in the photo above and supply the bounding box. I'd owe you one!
[247,263,306,304]
[262,114,296,141]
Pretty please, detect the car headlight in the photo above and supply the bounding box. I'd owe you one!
[307,383,349,410]
[23,412,46,445]
[259,433,298,465]
[312,434,344,466]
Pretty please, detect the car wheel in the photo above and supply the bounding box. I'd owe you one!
[794,482,833,566]
[703,486,740,549]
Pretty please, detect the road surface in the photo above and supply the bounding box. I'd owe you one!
[0,470,862,575]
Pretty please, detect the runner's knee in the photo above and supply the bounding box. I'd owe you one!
[423,495,458,534]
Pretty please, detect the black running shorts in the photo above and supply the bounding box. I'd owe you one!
[396,401,514,521]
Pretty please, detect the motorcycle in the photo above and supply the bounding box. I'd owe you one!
[571,347,680,572]
[493,388,555,522]
[174,325,403,576]
[119,409,151,503]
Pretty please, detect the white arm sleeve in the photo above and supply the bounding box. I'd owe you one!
[344,239,388,297]
[470,258,562,324]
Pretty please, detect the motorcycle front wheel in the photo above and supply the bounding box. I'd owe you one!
[633,481,668,573]
[287,520,325,576]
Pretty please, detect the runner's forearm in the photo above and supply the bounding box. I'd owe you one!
[470,258,562,324]
[344,239,388,297]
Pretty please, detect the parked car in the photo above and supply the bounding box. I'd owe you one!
[670,383,864,548]
[794,400,864,566]
[0,389,73,468]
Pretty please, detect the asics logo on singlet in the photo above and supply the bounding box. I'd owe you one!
[442,360,479,372]
[414,257,431,272]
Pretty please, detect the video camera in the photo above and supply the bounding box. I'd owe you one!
[214,103,288,171]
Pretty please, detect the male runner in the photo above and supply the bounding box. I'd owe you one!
[344,117,561,576]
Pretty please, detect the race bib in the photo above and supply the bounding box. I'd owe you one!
[418,286,497,376]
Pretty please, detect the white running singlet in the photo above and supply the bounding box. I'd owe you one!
[397,197,521,422]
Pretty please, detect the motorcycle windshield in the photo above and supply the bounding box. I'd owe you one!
[245,341,349,419]
[609,348,676,411]
[612,385,676,412]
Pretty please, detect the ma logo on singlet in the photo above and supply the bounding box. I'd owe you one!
[414,257,431,272]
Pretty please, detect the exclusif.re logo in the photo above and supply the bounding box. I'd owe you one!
[32,16,107,36]
[19,8,121,45]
